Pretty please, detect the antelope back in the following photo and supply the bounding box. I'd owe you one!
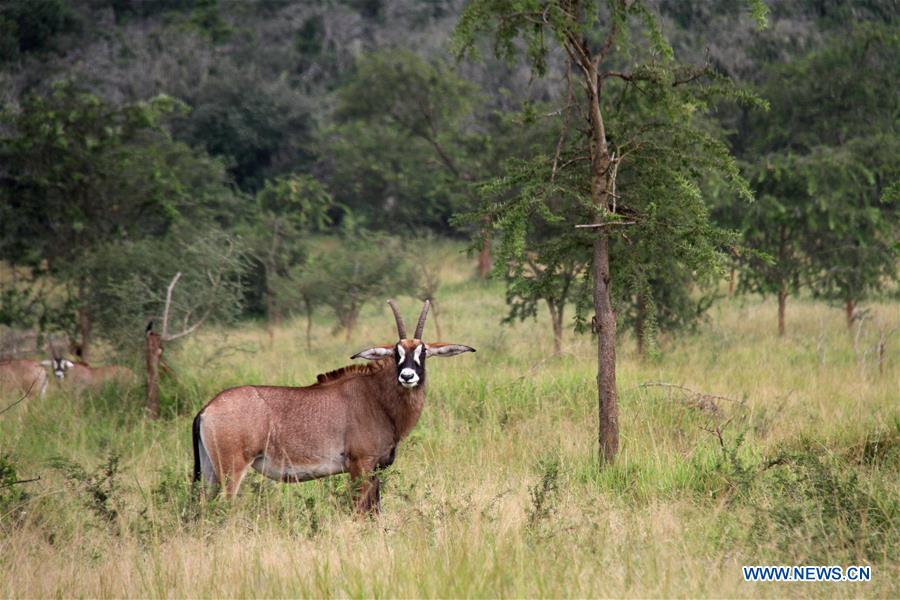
[0,360,48,397]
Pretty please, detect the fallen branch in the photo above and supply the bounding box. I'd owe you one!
[0,476,40,489]
[640,381,745,415]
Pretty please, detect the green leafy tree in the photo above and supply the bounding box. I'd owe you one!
[90,230,248,417]
[0,81,240,359]
[322,50,496,275]
[306,233,418,342]
[242,174,334,326]
[735,25,899,333]
[455,0,764,462]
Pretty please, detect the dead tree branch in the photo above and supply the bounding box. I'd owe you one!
[160,271,182,340]
[640,381,745,415]
[0,476,40,489]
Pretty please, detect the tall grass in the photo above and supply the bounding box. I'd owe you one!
[1,250,897,597]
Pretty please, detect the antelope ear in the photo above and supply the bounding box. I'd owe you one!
[63,360,75,368]
[425,343,476,357]
[350,345,394,361]
[40,360,52,367]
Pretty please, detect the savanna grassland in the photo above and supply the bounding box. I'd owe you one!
[1,250,897,598]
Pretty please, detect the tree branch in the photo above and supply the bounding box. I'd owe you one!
[161,271,182,340]
[0,379,36,416]
[575,221,635,229]
[0,476,40,489]
[601,70,633,82]
[163,271,222,342]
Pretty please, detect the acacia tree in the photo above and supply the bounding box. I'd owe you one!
[323,50,496,277]
[455,0,763,462]
[243,174,333,337]
[306,233,418,342]
[732,25,898,334]
[779,27,898,327]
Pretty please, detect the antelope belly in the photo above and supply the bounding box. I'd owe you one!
[252,455,345,482]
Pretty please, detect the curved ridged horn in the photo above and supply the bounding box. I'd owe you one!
[387,299,407,339]
[414,300,430,340]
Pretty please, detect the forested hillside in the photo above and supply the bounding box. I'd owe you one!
[2,0,895,349]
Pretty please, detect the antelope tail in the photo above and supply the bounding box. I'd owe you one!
[192,413,202,483]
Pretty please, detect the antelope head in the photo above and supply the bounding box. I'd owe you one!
[351,299,475,389]
[41,341,74,380]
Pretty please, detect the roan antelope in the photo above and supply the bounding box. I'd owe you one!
[192,299,474,513]
[45,350,135,390]
[0,359,49,399]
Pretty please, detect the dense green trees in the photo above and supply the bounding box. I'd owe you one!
[455,0,763,463]
[0,82,241,359]
[734,25,898,334]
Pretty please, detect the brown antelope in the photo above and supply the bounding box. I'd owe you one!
[0,359,49,399]
[45,349,135,390]
[193,299,474,513]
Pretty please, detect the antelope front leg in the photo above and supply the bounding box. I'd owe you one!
[349,457,380,515]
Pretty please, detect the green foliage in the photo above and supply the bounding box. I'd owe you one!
[527,454,560,530]
[176,68,314,192]
[748,444,898,562]
[0,0,78,61]
[735,25,899,309]
[459,1,754,352]
[241,174,336,317]
[85,229,249,351]
[50,453,123,529]
[0,81,244,351]
[321,49,486,231]
[0,454,30,528]
[304,233,419,339]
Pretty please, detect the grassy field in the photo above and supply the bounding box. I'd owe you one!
[1,250,898,598]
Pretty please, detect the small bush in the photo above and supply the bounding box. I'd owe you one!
[50,452,124,531]
[527,455,560,530]
[0,454,31,529]
[749,448,898,562]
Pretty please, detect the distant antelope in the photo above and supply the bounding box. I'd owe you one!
[193,299,475,513]
[0,359,49,399]
[45,347,135,390]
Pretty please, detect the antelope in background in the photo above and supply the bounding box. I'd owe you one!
[44,344,135,391]
[0,359,49,399]
[193,299,475,513]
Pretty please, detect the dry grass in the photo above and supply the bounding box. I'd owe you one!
[1,250,897,598]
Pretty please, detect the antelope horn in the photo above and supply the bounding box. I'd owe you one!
[46,339,59,360]
[387,299,407,339]
[414,299,430,340]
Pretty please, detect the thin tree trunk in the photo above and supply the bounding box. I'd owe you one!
[777,285,787,337]
[845,298,855,330]
[304,298,313,351]
[593,235,619,463]
[431,299,443,340]
[728,267,736,295]
[344,304,358,343]
[635,292,646,358]
[582,51,620,464]
[477,219,492,279]
[548,300,563,355]
[77,279,91,362]
[145,328,163,419]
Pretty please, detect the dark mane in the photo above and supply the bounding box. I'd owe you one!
[312,360,391,386]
